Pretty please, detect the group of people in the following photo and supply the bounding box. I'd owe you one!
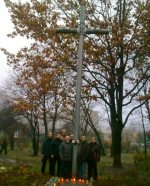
[0,138,7,155]
[41,129,101,181]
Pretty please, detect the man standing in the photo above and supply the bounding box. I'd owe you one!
[59,135,73,179]
[52,132,62,176]
[0,140,3,154]
[87,136,101,181]
[77,135,89,179]
[41,132,55,176]
[2,138,7,155]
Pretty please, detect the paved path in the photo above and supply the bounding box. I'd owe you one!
[0,157,18,164]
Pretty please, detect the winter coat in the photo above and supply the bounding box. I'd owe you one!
[0,144,3,153]
[87,142,101,162]
[59,141,73,162]
[2,140,7,149]
[41,138,53,156]
[78,141,89,162]
[52,138,62,158]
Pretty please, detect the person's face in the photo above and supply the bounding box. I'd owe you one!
[81,136,86,141]
[62,129,66,135]
[48,132,52,138]
[56,133,61,139]
[70,134,74,139]
[91,137,96,143]
[65,136,70,143]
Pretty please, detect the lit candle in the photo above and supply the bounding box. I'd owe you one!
[81,179,85,183]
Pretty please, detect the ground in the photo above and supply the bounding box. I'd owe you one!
[0,148,150,186]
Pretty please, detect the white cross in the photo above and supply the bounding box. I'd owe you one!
[56,2,109,177]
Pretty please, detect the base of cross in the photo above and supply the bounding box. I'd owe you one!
[44,177,94,186]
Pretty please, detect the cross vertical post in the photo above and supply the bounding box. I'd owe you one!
[55,2,109,178]
[72,4,85,177]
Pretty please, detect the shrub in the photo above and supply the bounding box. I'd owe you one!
[133,152,150,170]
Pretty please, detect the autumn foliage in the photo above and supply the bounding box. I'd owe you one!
[2,0,150,167]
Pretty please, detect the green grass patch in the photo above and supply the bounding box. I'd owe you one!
[1,149,150,185]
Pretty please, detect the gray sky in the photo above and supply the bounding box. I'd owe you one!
[0,0,29,85]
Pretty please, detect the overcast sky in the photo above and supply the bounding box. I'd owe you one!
[0,0,29,85]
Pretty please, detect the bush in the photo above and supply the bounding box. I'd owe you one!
[134,152,150,170]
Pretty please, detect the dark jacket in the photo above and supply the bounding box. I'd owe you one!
[0,143,2,153]
[41,138,53,156]
[78,141,89,162]
[59,141,73,162]
[87,142,101,162]
[52,138,62,158]
[2,140,7,149]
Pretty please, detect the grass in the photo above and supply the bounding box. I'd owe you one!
[0,147,150,185]
[0,147,42,172]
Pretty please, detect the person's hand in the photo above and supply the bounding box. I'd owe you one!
[72,140,79,144]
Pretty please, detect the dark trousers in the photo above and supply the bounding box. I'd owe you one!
[77,161,87,179]
[87,161,98,180]
[41,155,55,176]
[60,160,72,179]
[54,156,61,177]
[3,147,7,155]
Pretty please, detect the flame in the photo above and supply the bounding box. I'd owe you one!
[72,178,76,182]
[81,179,85,183]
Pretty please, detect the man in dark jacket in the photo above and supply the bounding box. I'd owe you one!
[2,138,7,155]
[0,140,3,154]
[77,135,89,179]
[87,136,101,181]
[52,132,62,176]
[41,132,55,175]
[59,135,73,179]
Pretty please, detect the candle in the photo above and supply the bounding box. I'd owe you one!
[71,178,76,182]
[81,179,85,183]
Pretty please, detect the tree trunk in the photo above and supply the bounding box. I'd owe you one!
[140,102,147,156]
[112,125,122,167]
[10,137,14,151]
[52,93,58,136]
[32,127,39,156]
[32,134,39,156]
[43,95,48,137]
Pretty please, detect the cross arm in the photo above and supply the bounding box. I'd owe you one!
[55,28,109,35]
[85,29,109,35]
[55,28,78,34]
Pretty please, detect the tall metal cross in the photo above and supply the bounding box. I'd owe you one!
[56,2,109,177]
